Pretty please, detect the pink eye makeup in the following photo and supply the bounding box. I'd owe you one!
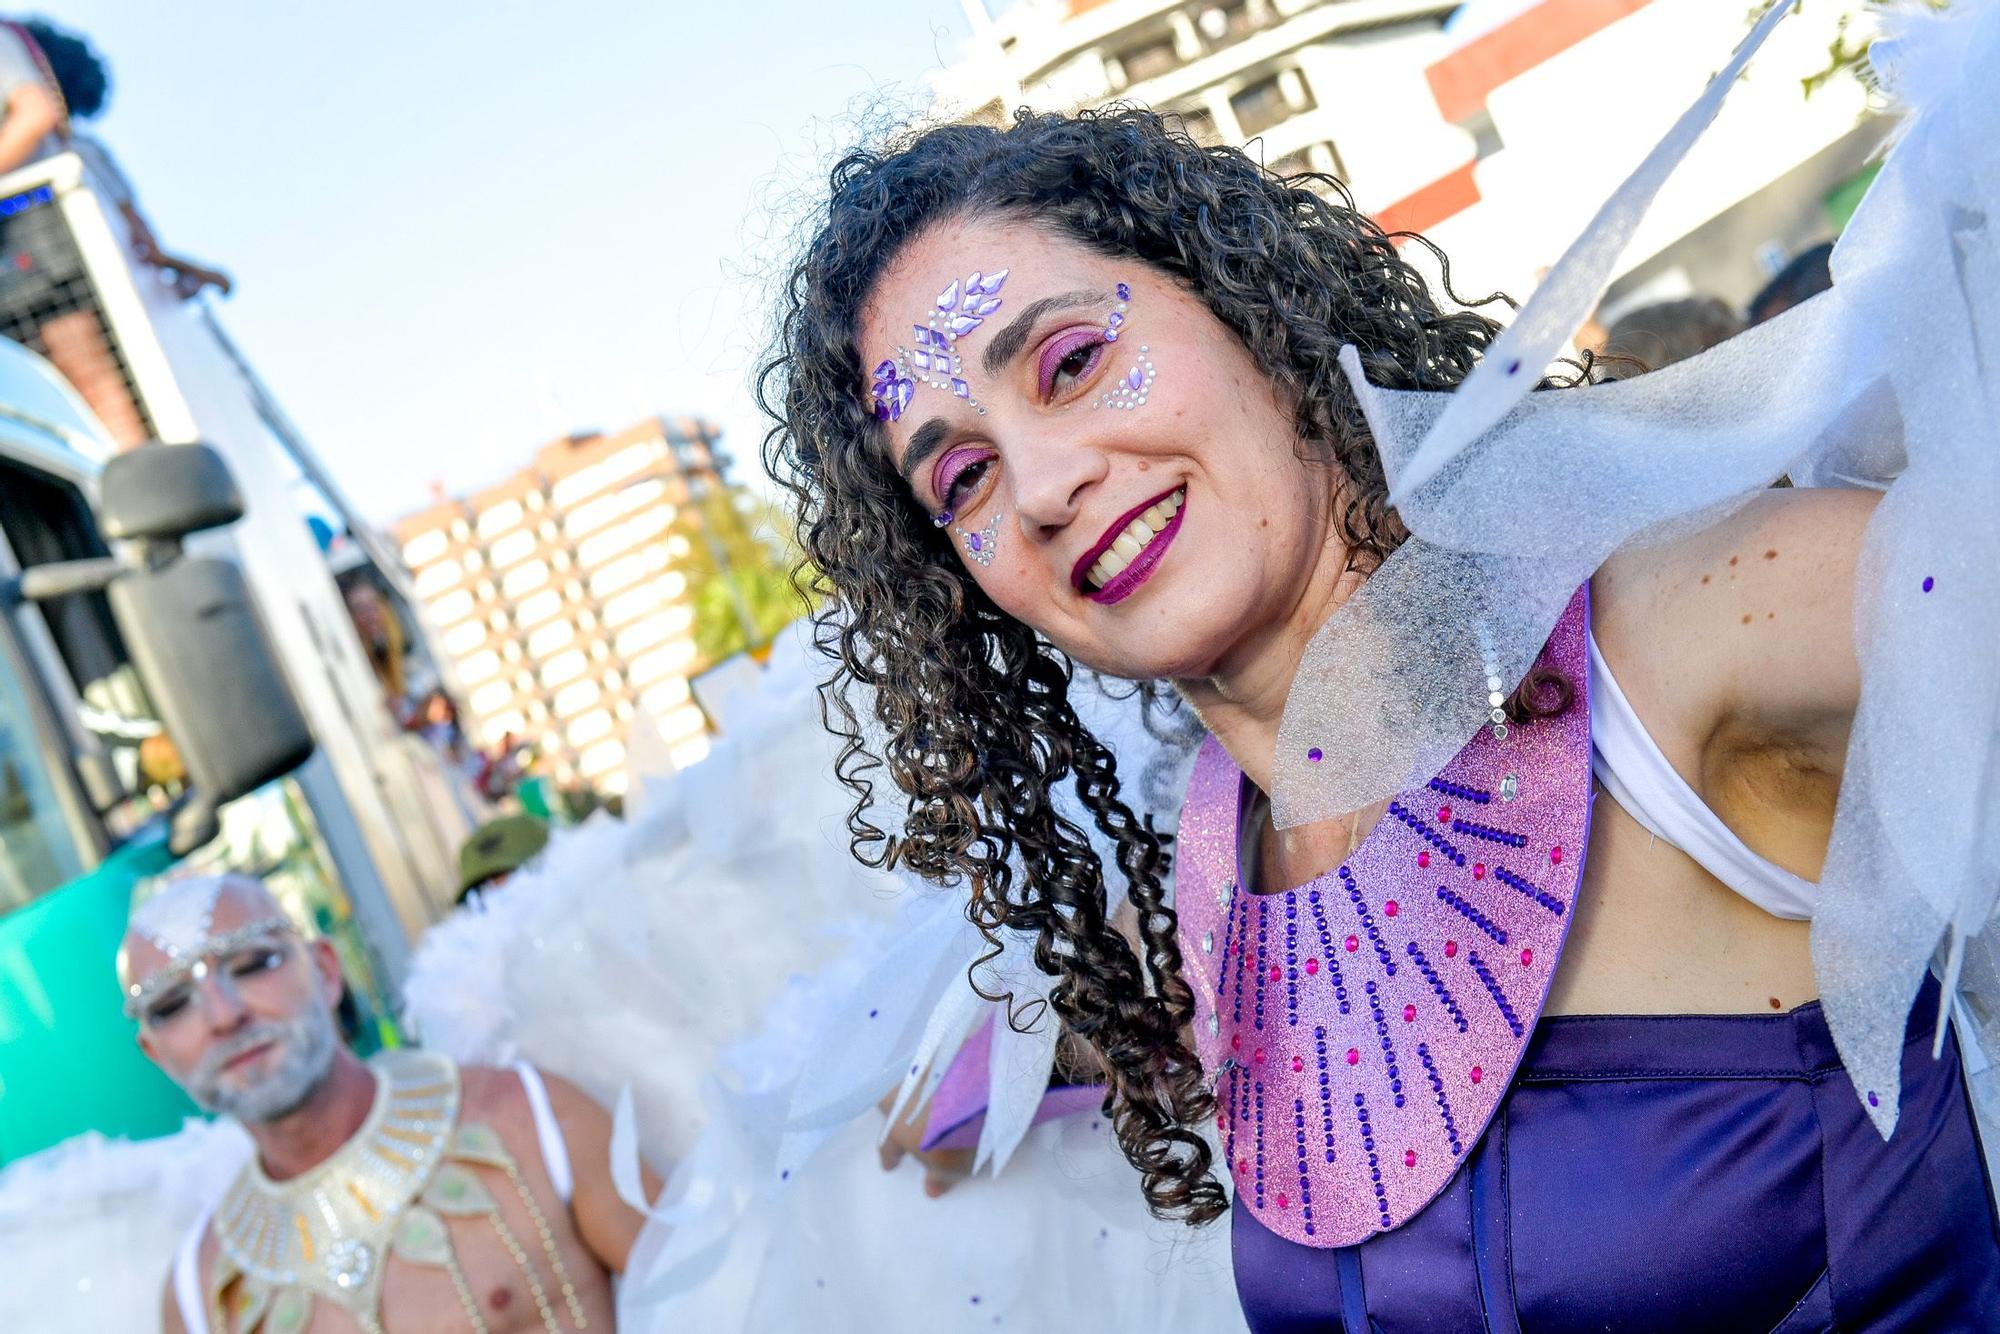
[931,445,994,508]
[1038,327,1107,399]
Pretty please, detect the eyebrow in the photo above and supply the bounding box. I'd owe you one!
[898,416,954,489]
[980,288,1107,378]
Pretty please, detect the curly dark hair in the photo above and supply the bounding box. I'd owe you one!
[21,19,109,120]
[759,107,1563,1224]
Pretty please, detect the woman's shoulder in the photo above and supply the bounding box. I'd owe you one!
[1591,486,1880,748]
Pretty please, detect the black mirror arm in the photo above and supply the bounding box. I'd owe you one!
[6,557,125,604]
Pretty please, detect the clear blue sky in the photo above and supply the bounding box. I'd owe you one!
[44,2,979,521]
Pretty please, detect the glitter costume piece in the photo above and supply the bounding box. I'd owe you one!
[1093,284,1155,412]
[958,510,1001,567]
[880,269,1008,419]
[1178,586,1591,1246]
[124,915,297,1018]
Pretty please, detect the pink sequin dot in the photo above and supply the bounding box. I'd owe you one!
[1305,958,1320,976]
[1551,845,1564,865]
[1269,964,1282,982]
[1345,935,1360,953]
[1438,805,1452,823]
[1404,1149,1417,1168]
[1444,940,1458,958]
[1231,1035,1242,1051]
[1277,1193,1290,1209]
[1291,1056,1304,1073]
[1521,948,1534,967]
[1307,747,1323,763]
[1469,1066,1483,1084]
[1237,1158,1249,1176]
[1254,1047,1266,1065]
[1346,1048,1360,1066]
[1384,900,1399,918]
[1417,850,1431,869]
[1473,863,1486,880]
[1402,1004,1417,1023]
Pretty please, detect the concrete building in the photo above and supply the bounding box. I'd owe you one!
[939,0,1883,327]
[392,416,753,792]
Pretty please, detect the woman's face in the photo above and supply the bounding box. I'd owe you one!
[859,215,1337,683]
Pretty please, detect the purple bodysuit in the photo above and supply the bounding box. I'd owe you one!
[1177,593,2000,1329]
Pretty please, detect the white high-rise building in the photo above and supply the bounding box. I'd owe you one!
[937,0,1887,319]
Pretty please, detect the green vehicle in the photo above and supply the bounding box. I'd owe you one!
[0,148,475,1164]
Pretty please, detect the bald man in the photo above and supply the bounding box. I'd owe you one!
[123,875,656,1333]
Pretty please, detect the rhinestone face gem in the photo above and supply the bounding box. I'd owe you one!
[325,1239,373,1291]
[1499,774,1519,803]
[1203,931,1215,954]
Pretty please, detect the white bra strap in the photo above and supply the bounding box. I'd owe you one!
[1587,629,1819,920]
[514,1061,574,1206]
[173,1203,215,1334]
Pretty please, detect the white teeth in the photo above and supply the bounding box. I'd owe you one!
[1085,488,1186,592]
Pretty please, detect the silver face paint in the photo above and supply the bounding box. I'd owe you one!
[128,875,227,960]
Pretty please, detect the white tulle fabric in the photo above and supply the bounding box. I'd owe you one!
[402,620,1233,1329]
[1272,0,2000,1148]
[610,636,1241,1330]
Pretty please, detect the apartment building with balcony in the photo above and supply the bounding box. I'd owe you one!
[392,417,749,793]
[941,0,1884,329]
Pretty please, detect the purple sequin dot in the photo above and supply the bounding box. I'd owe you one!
[1922,576,1935,593]
[1308,747,1323,763]
[1868,1090,1880,1107]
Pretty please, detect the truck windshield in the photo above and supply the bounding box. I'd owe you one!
[0,635,86,910]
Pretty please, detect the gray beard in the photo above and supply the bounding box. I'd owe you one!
[186,1004,339,1124]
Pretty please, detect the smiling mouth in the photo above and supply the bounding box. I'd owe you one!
[1076,487,1185,601]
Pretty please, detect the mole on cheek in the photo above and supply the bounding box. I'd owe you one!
[1137,460,1150,471]
[1769,997,1782,1010]
[489,1287,514,1313]
[1763,549,1778,560]
[1700,574,1711,585]
[1728,555,1739,567]
[1741,614,1753,625]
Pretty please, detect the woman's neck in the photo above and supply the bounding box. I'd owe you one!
[1177,534,1368,797]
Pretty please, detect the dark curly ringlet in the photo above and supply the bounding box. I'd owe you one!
[758,107,1570,1225]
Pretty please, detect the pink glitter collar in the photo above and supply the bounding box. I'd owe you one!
[1177,585,1592,1247]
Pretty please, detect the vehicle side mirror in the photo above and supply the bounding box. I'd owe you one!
[107,555,315,853]
[97,442,243,542]
[9,444,313,854]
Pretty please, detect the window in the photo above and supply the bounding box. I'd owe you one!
[475,499,524,540]
[1116,34,1180,84]
[487,528,536,569]
[402,529,448,566]
[1232,70,1312,136]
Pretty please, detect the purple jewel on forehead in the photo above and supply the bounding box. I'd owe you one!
[878,269,1010,416]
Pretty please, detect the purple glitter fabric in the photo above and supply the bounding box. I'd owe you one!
[1177,585,1591,1247]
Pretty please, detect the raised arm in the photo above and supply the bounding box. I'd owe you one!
[0,80,57,175]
